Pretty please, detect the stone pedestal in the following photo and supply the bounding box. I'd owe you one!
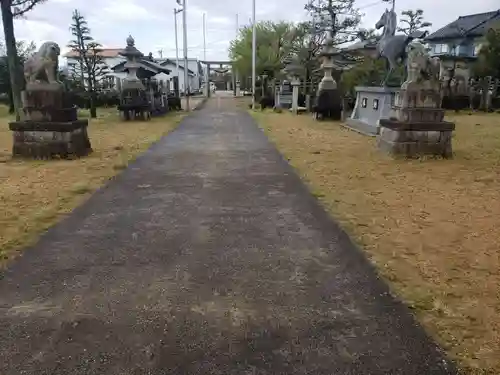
[345,86,399,136]
[9,84,92,159]
[378,86,455,158]
[119,87,150,121]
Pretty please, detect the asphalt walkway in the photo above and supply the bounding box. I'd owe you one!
[0,95,456,374]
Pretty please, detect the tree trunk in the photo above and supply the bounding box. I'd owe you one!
[89,89,97,118]
[1,0,22,121]
[7,84,14,113]
[87,72,97,118]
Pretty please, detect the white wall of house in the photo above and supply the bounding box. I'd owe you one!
[166,57,201,91]
[65,55,200,94]
[157,61,196,93]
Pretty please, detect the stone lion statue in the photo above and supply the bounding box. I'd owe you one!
[24,41,61,84]
[404,40,440,87]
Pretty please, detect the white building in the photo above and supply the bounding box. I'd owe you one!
[63,49,203,94]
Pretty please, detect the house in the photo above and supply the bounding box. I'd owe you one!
[63,49,203,94]
[425,10,500,83]
[155,57,201,93]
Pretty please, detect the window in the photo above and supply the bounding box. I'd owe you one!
[474,43,483,56]
[432,44,450,54]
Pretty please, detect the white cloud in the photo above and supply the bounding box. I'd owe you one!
[14,19,63,47]
[101,0,154,21]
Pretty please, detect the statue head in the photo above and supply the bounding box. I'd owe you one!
[375,9,396,34]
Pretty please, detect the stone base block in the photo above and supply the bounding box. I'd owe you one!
[23,106,77,122]
[118,104,151,121]
[9,120,92,159]
[377,126,453,158]
[312,88,341,121]
[391,107,445,123]
[119,109,151,121]
[343,118,378,136]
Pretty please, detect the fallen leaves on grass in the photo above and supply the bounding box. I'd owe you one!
[253,110,500,374]
[0,108,184,266]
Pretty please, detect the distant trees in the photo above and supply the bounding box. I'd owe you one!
[68,9,108,118]
[0,0,46,120]
[0,40,36,113]
[229,21,297,82]
[397,9,432,36]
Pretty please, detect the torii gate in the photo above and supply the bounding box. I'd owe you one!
[200,60,240,98]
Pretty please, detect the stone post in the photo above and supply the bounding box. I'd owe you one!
[291,78,300,115]
[206,63,211,98]
[235,80,241,97]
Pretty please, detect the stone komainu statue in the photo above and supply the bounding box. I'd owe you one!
[404,41,441,87]
[23,41,61,84]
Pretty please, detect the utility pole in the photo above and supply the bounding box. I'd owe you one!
[251,0,256,110]
[203,13,206,61]
[235,13,239,91]
[177,0,189,111]
[174,8,182,97]
[203,12,208,97]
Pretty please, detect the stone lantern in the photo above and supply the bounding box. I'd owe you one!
[117,35,150,121]
[313,36,342,120]
[284,58,302,114]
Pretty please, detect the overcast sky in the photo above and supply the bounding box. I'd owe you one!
[7,0,500,62]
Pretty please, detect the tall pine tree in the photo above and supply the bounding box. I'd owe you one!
[304,0,361,44]
[68,10,107,118]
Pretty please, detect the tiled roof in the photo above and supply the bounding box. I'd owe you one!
[63,48,124,58]
[157,59,195,74]
[426,10,500,41]
[111,59,171,75]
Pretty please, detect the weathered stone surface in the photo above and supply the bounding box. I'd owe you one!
[380,119,455,131]
[10,120,92,159]
[378,127,453,158]
[391,107,445,123]
[312,88,342,120]
[9,84,92,159]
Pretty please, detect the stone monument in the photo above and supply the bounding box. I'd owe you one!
[9,41,92,159]
[117,35,150,121]
[345,7,413,135]
[276,79,293,109]
[312,36,342,120]
[378,41,454,158]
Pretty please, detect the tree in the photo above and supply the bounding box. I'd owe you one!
[474,26,500,79]
[68,9,107,118]
[0,39,36,113]
[304,0,361,44]
[356,28,381,42]
[472,25,500,111]
[397,9,432,36]
[0,0,47,120]
[341,59,386,96]
[229,21,297,85]
[284,21,326,94]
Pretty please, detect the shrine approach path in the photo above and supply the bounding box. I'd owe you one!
[0,94,456,374]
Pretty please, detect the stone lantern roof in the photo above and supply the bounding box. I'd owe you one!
[119,35,144,59]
